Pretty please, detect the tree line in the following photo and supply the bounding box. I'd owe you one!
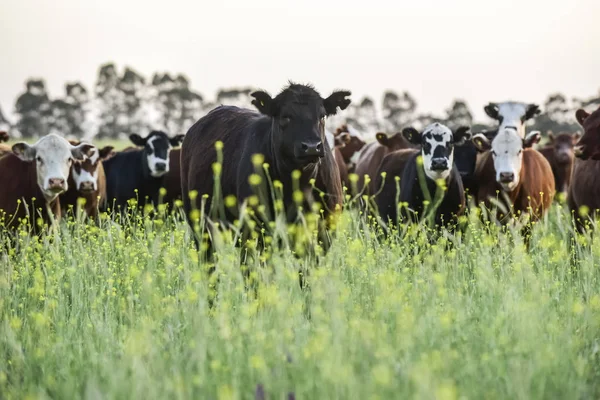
[1,62,599,140]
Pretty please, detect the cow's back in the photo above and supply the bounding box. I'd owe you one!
[103,150,146,210]
[568,159,600,228]
[514,149,555,220]
[0,154,59,229]
[354,143,389,194]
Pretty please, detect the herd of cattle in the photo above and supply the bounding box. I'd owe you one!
[1,83,600,253]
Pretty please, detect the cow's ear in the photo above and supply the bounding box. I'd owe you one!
[453,126,472,146]
[375,132,389,146]
[99,146,115,159]
[340,132,351,144]
[129,134,146,146]
[524,103,541,121]
[576,109,590,126]
[547,132,554,143]
[12,142,36,161]
[251,91,274,116]
[402,127,421,145]
[324,91,351,116]
[170,134,185,147]
[71,143,96,160]
[523,131,541,148]
[484,103,500,120]
[472,134,491,152]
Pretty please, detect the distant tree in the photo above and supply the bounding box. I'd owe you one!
[119,67,147,134]
[48,82,89,138]
[531,93,580,136]
[343,96,382,135]
[413,113,443,131]
[215,87,253,108]
[382,90,417,131]
[152,73,204,134]
[444,99,473,129]
[573,89,600,110]
[0,103,11,132]
[95,63,123,139]
[14,79,52,139]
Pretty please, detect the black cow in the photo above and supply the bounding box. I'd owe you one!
[102,131,184,211]
[375,123,471,228]
[181,83,350,265]
[453,129,498,196]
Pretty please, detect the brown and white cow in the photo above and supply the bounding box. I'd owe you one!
[0,134,94,230]
[333,124,366,173]
[568,106,600,232]
[60,142,114,219]
[473,129,555,225]
[353,131,414,194]
[538,132,580,198]
[325,128,350,188]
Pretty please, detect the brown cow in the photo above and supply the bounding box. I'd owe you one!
[353,131,414,195]
[473,129,555,226]
[0,131,9,142]
[60,142,114,219]
[538,132,580,198]
[568,106,600,232]
[0,134,94,231]
[333,125,366,172]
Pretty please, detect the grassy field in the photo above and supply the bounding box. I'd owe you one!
[1,196,599,400]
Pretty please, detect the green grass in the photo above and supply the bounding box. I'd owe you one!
[1,200,599,400]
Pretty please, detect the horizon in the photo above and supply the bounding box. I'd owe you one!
[2,0,599,125]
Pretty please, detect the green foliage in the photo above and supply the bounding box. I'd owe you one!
[1,202,599,399]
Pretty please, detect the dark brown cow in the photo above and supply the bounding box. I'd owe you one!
[353,132,413,194]
[0,131,8,142]
[538,132,580,198]
[0,134,94,231]
[568,106,600,231]
[60,142,114,219]
[473,129,555,225]
[163,147,183,207]
[181,83,349,264]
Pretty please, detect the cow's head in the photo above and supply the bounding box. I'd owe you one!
[375,132,410,151]
[473,129,541,192]
[129,131,185,177]
[403,123,471,181]
[573,107,600,160]
[12,134,95,201]
[0,131,8,143]
[70,143,115,193]
[548,132,580,164]
[484,101,541,139]
[335,126,366,165]
[251,83,351,168]
[453,130,497,181]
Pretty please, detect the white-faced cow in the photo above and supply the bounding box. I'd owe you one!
[375,123,471,228]
[181,82,350,265]
[0,134,94,231]
[472,129,555,225]
[102,131,185,212]
[484,101,541,139]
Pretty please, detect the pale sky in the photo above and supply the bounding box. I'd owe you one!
[1,0,599,122]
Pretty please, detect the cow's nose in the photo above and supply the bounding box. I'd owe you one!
[499,172,515,183]
[79,181,94,191]
[49,178,65,188]
[155,162,167,172]
[300,141,324,157]
[431,158,448,171]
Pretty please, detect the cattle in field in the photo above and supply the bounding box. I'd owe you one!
[333,124,366,172]
[375,123,471,228]
[484,101,541,138]
[0,131,8,142]
[60,142,114,219]
[453,129,498,197]
[568,106,600,232]
[102,131,185,211]
[538,132,580,197]
[472,129,555,225]
[0,134,94,230]
[325,129,349,188]
[354,131,414,194]
[181,82,350,264]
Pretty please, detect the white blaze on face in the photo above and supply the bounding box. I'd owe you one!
[421,123,454,181]
[490,130,524,191]
[146,135,171,177]
[72,147,100,191]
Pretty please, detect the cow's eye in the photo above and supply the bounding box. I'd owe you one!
[517,149,522,155]
[36,156,43,163]
[491,150,497,156]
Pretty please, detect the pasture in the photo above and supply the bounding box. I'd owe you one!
[1,194,599,399]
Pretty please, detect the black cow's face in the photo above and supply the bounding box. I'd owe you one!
[129,131,185,177]
[403,123,471,181]
[251,83,351,168]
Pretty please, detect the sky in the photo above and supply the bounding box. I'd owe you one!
[1,0,599,123]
